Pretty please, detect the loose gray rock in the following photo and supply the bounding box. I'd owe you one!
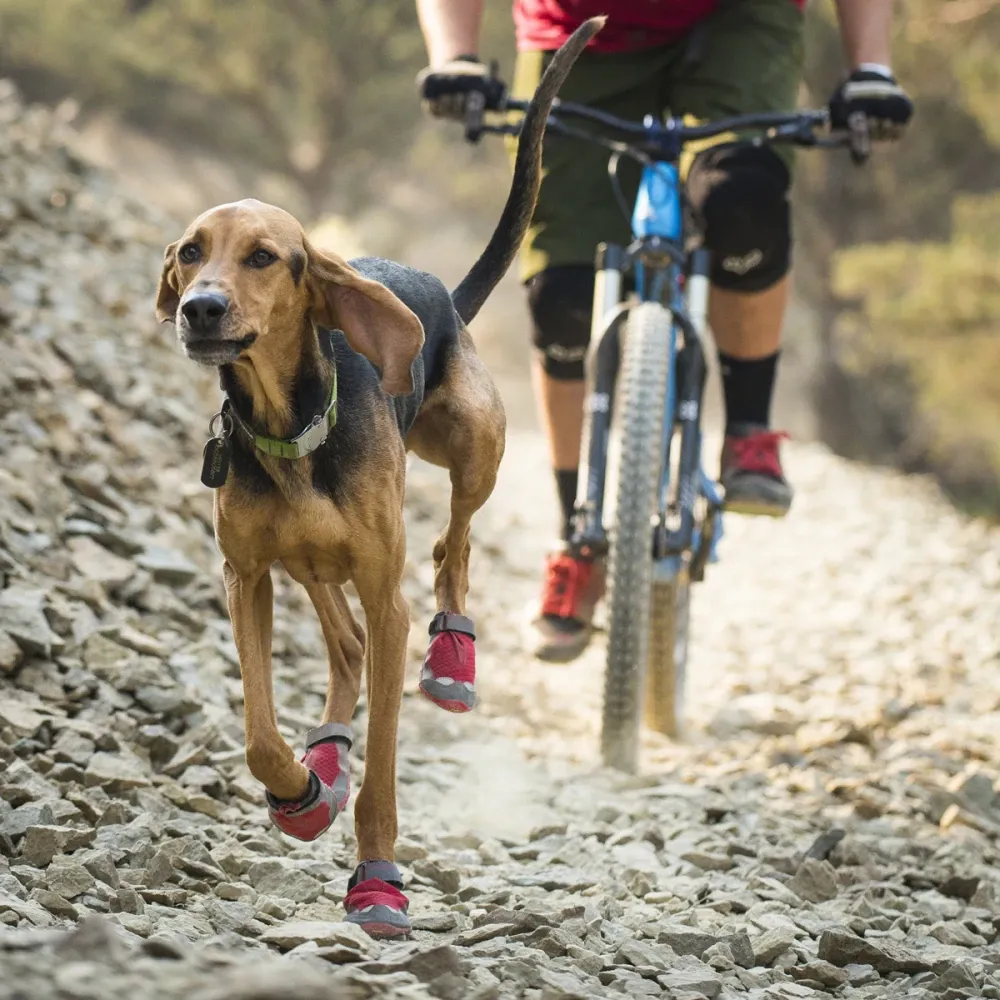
[45,857,96,898]
[790,960,849,987]
[818,929,932,973]
[29,887,78,920]
[538,967,590,999]
[1,803,55,840]
[259,919,375,956]
[135,546,199,585]
[615,936,676,972]
[246,861,323,904]
[0,586,63,656]
[84,752,151,791]
[656,962,723,998]
[410,911,460,932]
[20,826,94,867]
[788,858,839,903]
[0,630,24,673]
[411,858,460,895]
[752,927,798,965]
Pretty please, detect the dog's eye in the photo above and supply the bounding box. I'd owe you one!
[178,243,201,264]
[248,248,277,268]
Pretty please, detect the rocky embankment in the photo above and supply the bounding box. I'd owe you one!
[3,81,1000,1000]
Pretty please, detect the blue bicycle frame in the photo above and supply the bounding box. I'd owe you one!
[462,97,853,586]
[571,143,725,585]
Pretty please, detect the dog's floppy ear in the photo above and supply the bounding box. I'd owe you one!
[155,241,181,324]
[305,239,424,396]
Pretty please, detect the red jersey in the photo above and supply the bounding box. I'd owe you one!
[514,1,806,54]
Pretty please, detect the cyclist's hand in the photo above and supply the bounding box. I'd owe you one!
[828,67,913,140]
[416,58,506,120]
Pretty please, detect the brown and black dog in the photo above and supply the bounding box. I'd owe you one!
[154,18,603,938]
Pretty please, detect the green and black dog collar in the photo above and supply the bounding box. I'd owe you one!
[224,365,338,461]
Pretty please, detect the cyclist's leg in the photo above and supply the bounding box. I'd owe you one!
[508,45,670,661]
[665,0,805,516]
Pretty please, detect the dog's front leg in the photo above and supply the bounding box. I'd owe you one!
[224,561,310,802]
[260,582,365,842]
[342,550,413,938]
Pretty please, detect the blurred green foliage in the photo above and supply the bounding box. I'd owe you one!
[0,0,514,216]
[796,0,1000,513]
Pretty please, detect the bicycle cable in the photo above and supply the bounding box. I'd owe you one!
[539,117,648,227]
[607,153,634,227]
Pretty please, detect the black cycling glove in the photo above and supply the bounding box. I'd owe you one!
[416,57,506,120]
[829,66,914,140]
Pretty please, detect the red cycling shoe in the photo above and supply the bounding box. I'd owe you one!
[533,546,605,663]
[721,423,794,517]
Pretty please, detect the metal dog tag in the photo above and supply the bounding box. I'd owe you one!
[201,436,231,489]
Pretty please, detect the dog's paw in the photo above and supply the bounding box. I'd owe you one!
[344,861,411,939]
[302,736,351,810]
[266,723,352,841]
[266,771,339,842]
[419,612,476,713]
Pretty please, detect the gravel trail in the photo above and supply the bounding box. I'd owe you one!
[3,82,1000,1000]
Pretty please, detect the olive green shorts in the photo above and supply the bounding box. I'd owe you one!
[508,0,804,282]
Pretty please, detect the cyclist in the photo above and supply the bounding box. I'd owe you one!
[415,0,913,662]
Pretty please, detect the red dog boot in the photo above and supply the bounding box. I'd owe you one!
[266,722,352,842]
[343,859,411,939]
[419,612,476,713]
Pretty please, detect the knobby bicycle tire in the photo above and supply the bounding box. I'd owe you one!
[601,302,672,773]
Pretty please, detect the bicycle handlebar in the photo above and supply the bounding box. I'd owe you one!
[462,87,873,164]
[507,97,829,138]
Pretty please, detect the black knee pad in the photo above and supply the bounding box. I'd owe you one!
[526,265,594,380]
[686,143,792,292]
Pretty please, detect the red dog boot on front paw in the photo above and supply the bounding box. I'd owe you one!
[343,860,411,939]
[266,723,352,842]
[419,612,476,713]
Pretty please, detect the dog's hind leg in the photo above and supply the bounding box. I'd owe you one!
[406,340,506,713]
[305,582,365,726]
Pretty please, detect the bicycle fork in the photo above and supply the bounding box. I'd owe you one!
[662,248,724,581]
[571,243,625,558]
[572,243,723,577]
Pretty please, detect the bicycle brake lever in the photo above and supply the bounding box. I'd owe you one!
[464,89,486,144]
[486,58,510,113]
[757,121,818,148]
[464,58,508,143]
[783,121,819,146]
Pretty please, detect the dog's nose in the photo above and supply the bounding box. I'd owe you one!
[180,292,229,334]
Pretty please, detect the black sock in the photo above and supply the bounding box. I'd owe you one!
[554,468,578,541]
[717,350,779,433]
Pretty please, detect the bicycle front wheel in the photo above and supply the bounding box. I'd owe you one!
[601,302,672,773]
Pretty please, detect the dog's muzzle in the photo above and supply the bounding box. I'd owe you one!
[180,291,229,336]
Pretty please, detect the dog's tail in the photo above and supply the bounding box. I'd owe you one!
[450,16,605,326]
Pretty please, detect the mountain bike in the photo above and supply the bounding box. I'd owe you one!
[460,86,872,773]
